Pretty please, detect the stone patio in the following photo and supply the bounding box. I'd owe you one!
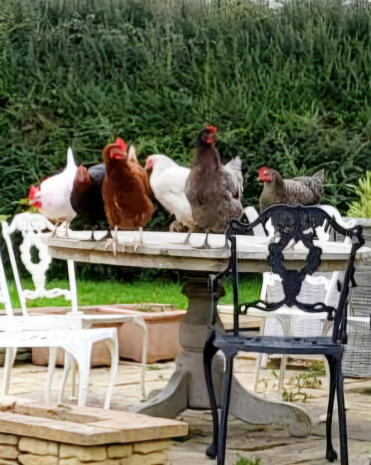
[4,356,371,465]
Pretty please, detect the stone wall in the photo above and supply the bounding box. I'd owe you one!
[0,434,171,465]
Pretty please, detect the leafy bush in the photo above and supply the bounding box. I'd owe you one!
[347,171,371,218]
[0,0,370,222]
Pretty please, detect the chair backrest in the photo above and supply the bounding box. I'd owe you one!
[1,213,78,315]
[211,205,364,344]
[0,252,13,316]
[260,205,356,309]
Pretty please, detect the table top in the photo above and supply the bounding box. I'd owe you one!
[46,230,371,273]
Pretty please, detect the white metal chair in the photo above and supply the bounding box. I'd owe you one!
[0,250,118,408]
[244,205,356,398]
[1,212,148,402]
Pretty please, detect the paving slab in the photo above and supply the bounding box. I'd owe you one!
[5,357,371,465]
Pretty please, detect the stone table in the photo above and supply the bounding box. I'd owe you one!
[46,230,371,438]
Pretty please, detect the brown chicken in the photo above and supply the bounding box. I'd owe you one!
[258,166,325,212]
[102,137,154,253]
[185,125,244,248]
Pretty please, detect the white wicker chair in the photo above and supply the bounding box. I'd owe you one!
[244,205,357,398]
[1,212,148,402]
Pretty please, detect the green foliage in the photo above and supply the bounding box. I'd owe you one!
[0,0,370,222]
[347,171,371,218]
[236,458,261,465]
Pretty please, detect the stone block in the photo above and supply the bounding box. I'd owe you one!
[120,451,166,465]
[134,440,171,454]
[60,459,120,465]
[59,444,107,462]
[0,435,18,446]
[0,445,18,460]
[18,454,58,465]
[19,437,58,456]
[107,444,132,459]
[0,459,18,465]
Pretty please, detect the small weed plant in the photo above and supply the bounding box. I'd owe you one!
[236,458,261,465]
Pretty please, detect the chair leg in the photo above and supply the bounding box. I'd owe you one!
[336,357,348,465]
[75,345,92,408]
[71,359,78,399]
[325,355,337,462]
[58,351,71,404]
[103,335,119,410]
[217,353,234,465]
[1,348,17,396]
[203,332,219,459]
[45,347,58,404]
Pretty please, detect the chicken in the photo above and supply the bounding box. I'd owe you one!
[102,137,154,254]
[185,125,244,248]
[144,154,196,241]
[258,166,325,212]
[70,163,107,240]
[28,147,77,236]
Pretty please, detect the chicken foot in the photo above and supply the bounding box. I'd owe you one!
[132,227,144,252]
[194,233,211,249]
[51,221,61,238]
[183,230,192,245]
[105,226,119,256]
[97,228,113,242]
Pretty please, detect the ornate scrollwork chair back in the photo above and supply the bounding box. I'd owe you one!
[1,213,78,315]
[204,204,364,465]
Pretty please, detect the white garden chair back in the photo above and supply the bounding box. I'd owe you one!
[1,212,78,315]
[0,251,12,316]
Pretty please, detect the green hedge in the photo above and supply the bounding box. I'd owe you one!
[0,0,370,222]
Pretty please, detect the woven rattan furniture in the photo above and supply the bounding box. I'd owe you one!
[204,205,364,465]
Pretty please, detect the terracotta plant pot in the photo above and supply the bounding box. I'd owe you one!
[30,304,185,366]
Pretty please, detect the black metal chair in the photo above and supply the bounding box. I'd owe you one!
[203,205,364,465]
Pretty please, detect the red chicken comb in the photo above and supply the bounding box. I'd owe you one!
[115,137,127,152]
[258,166,270,174]
[206,125,218,134]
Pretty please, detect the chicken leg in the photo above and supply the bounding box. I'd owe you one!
[132,227,144,252]
[105,226,118,256]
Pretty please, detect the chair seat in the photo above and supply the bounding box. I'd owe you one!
[214,332,342,356]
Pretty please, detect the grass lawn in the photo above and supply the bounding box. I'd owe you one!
[3,276,261,311]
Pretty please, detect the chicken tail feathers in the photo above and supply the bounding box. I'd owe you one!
[312,168,325,182]
[225,156,242,172]
[66,147,76,169]
[225,156,244,200]
[128,145,138,163]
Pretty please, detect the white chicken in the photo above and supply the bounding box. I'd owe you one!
[144,154,196,241]
[28,147,77,236]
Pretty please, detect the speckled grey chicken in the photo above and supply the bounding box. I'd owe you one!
[258,166,325,212]
[185,125,244,248]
